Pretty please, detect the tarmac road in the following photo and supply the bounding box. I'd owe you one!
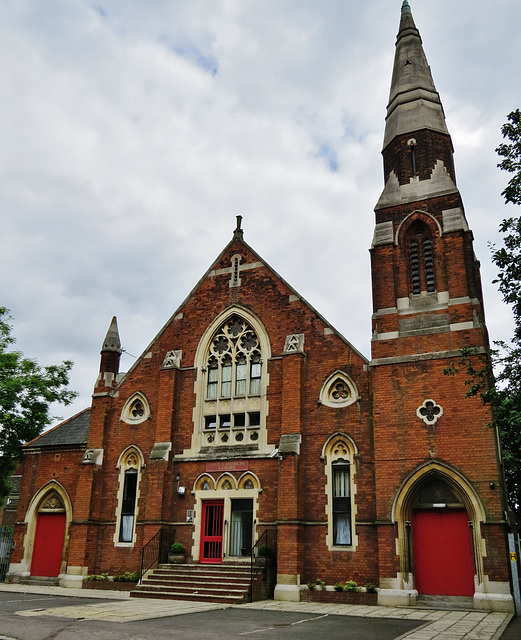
[0,584,518,640]
[0,592,424,640]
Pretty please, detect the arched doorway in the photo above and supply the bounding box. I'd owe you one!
[393,464,484,598]
[411,479,474,596]
[30,491,67,577]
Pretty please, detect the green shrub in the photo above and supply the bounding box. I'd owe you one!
[316,578,326,590]
[86,572,109,581]
[169,542,185,554]
[307,581,316,590]
[364,582,377,594]
[343,580,358,593]
[257,544,272,557]
[113,571,139,583]
[333,582,344,592]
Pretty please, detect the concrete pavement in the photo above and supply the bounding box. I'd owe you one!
[0,583,517,640]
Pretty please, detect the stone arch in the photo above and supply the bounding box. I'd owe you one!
[395,210,442,245]
[319,371,359,408]
[320,431,358,460]
[22,480,73,578]
[392,461,486,590]
[216,473,237,491]
[237,472,261,490]
[194,474,216,492]
[120,393,151,425]
[116,445,145,469]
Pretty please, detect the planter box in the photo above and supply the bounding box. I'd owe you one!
[301,589,377,605]
[168,554,185,564]
[83,580,137,591]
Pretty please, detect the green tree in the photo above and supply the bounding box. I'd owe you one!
[0,308,77,506]
[491,109,521,524]
[496,109,521,206]
[445,110,521,526]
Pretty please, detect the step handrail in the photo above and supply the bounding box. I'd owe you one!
[139,526,175,584]
[249,528,274,602]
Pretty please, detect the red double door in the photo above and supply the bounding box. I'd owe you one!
[200,500,224,563]
[31,513,66,577]
[412,509,474,596]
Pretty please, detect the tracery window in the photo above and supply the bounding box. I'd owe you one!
[202,314,264,448]
[409,222,435,294]
[121,393,150,425]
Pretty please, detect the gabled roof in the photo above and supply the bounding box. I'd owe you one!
[24,408,91,449]
[115,225,368,388]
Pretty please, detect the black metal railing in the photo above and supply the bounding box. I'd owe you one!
[249,528,276,602]
[0,526,14,582]
[139,527,175,584]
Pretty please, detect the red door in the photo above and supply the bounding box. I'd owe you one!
[31,513,66,577]
[412,509,474,596]
[200,500,224,564]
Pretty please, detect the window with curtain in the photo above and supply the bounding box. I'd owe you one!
[332,460,352,546]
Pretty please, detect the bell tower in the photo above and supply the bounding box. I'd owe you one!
[371,0,487,360]
[370,2,510,605]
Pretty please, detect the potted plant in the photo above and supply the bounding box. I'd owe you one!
[168,542,186,564]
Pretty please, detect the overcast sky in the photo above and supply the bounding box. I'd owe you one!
[1,0,520,424]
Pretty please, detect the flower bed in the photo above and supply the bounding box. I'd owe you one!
[301,589,377,605]
[83,580,137,591]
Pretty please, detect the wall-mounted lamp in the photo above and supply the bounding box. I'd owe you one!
[176,472,186,497]
[489,482,495,489]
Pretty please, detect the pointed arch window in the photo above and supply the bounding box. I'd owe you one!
[408,222,436,294]
[114,448,143,546]
[205,315,262,401]
[323,434,357,551]
[332,460,352,545]
[201,314,265,449]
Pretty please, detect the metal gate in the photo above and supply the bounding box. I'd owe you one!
[0,526,14,582]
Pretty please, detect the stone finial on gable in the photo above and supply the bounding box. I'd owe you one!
[233,215,244,240]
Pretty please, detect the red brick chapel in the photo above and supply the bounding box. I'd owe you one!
[6,2,515,612]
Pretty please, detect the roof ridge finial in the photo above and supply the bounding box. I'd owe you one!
[233,214,244,240]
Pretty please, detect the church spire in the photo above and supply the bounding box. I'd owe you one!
[94,316,121,394]
[383,0,448,151]
[101,316,121,353]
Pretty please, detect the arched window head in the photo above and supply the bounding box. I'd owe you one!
[195,475,216,491]
[408,221,436,295]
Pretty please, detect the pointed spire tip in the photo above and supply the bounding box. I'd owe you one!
[102,316,121,353]
[401,1,411,14]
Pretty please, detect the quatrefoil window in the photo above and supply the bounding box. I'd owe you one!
[416,399,443,425]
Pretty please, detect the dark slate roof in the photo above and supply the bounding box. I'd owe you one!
[24,408,91,449]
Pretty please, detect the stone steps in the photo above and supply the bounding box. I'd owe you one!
[131,563,253,604]
[415,595,475,611]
